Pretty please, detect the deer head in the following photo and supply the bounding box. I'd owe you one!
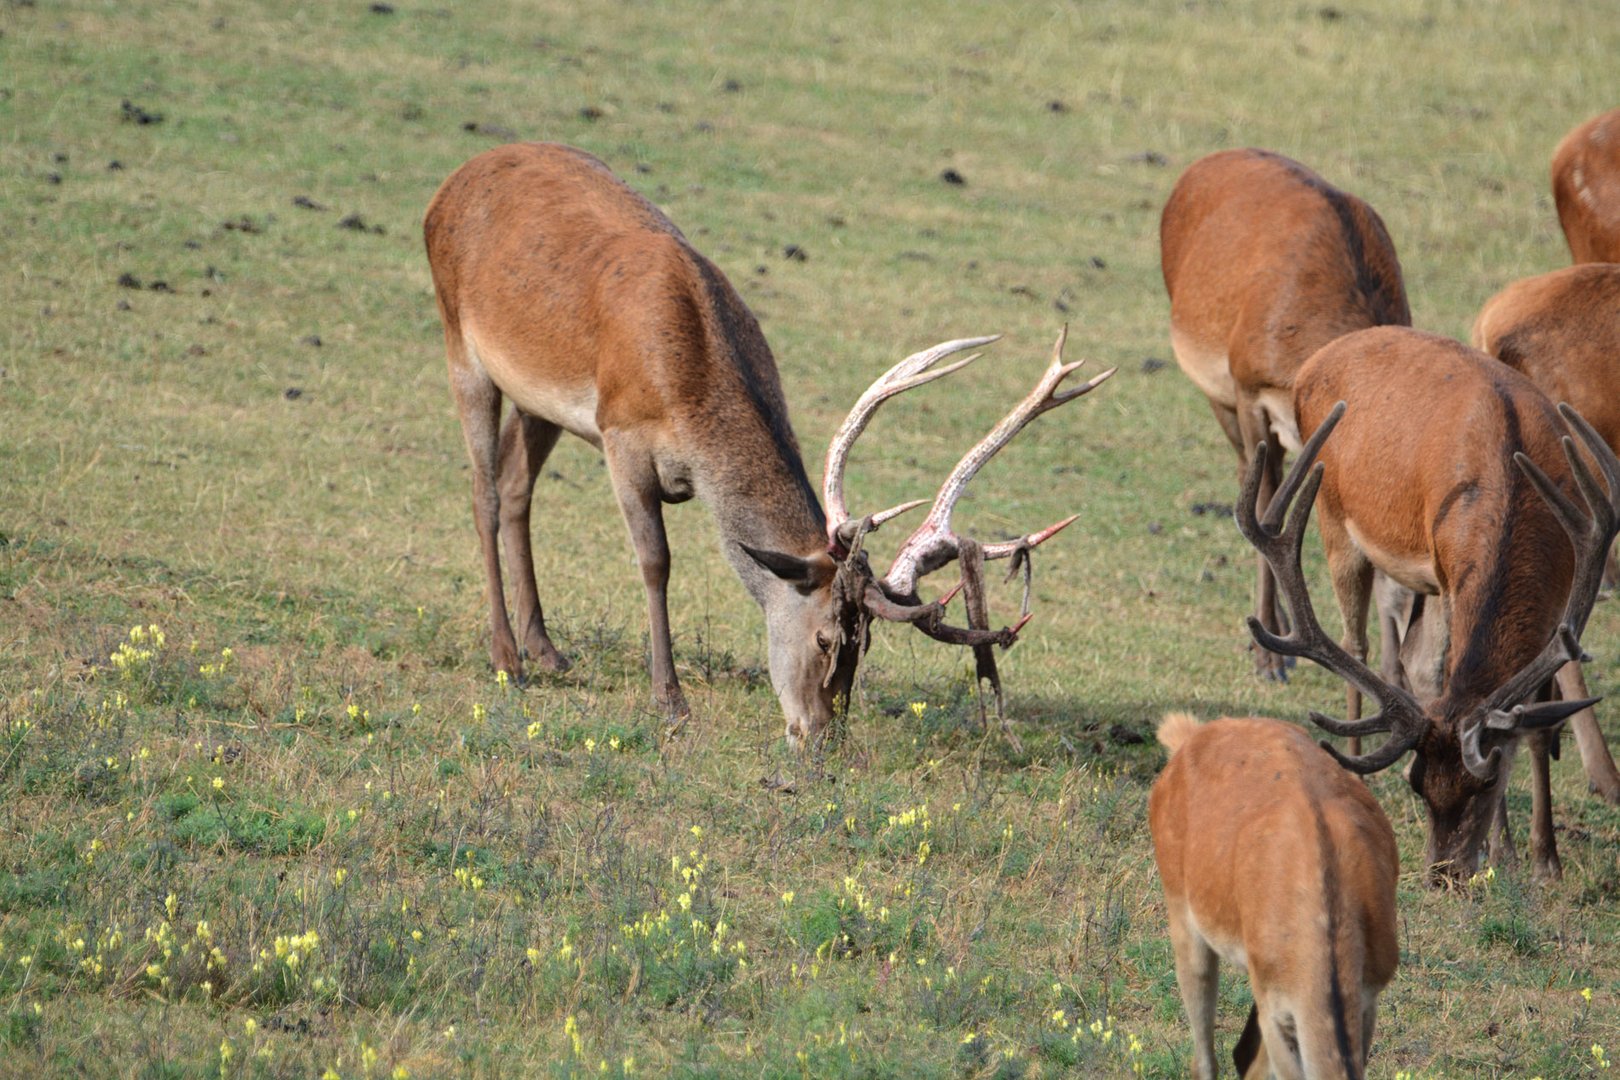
[742,329,1115,750]
[1236,402,1620,882]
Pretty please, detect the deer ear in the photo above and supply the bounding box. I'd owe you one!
[740,543,836,588]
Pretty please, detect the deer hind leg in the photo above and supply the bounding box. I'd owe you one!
[603,434,690,725]
[1554,660,1620,804]
[1167,904,1220,1080]
[448,359,524,679]
[497,410,570,673]
[1250,998,1304,1080]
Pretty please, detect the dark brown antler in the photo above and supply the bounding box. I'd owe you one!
[1458,402,1620,777]
[1235,401,1431,773]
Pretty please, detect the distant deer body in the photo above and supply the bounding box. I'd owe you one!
[424,143,1111,746]
[1552,107,1620,263]
[1151,712,1398,1080]
[1470,263,1620,805]
[1161,149,1410,679]
[1237,328,1620,881]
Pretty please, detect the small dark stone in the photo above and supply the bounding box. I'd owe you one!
[120,99,164,125]
[301,334,323,348]
[634,163,652,174]
[1046,99,1069,113]
[206,265,224,281]
[1148,521,1163,535]
[369,2,394,12]
[183,239,202,249]
[1140,357,1167,374]
[722,78,742,92]
[292,195,326,210]
[1009,284,1037,300]
[107,160,124,171]
[283,387,304,400]
[116,299,132,311]
[52,152,68,164]
[400,102,424,121]
[1089,256,1107,270]
[337,212,385,235]
[693,120,714,133]
[186,344,206,356]
[1108,723,1146,746]
[461,120,517,140]
[754,265,768,276]
[939,168,967,186]
[1189,501,1234,518]
[579,105,604,121]
[1318,5,1342,19]
[1053,298,1071,314]
[45,172,61,184]
[826,214,846,227]
[1128,150,1168,167]
[117,272,142,289]
[148,280,172,293]
[221,215,263,234]
[782,244,808,262]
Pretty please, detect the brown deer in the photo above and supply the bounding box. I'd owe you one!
[1472,263,1620,805]
[1237,328,1620,882]
[1161,148,1410,680]
[1151,712,1398,1080]
[423,143,1112,748]
[1552,107,1620,263]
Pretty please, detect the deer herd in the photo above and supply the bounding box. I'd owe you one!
[424,108,1620,1077]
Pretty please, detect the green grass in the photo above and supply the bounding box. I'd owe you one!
[3,0,1620,1075]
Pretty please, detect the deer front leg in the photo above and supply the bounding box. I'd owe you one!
[1554,660,1620,804]
[604,437,690,725]
[497,410,570,673]
[1528,727,1562,881]
[449,364,523,679]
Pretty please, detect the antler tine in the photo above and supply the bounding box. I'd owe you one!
[823,335,999,543]
[881,326,1116,596]
[1234,401,1429,770]
[981,513,1081,560]
[1476,402,1620,731]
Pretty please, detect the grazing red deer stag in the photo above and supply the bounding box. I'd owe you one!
[1151,712,1398,1080]
[1551,107,1620,263]
[424,143,1112,748]
[1161,148,1410,680]
[1238,334,1620,882]
[1472,263,1620,805]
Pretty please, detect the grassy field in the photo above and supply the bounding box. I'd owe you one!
[3,0,1619,1075]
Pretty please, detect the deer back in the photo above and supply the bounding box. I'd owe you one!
[1150,715,1398,1076]
[424,142,825,553]
[1474,263,1620,456]
[1160,149,1410,415]
[1295,327,1577,707]
[1552,108,1620,263]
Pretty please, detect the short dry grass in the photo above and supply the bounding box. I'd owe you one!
[1,0,1618,1076]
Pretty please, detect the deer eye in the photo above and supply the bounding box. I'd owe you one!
[815,631,834,654]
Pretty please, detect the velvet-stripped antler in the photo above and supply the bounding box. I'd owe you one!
[823,336,997,551]
[1235,402,1432,773]
[880,325,1116,599]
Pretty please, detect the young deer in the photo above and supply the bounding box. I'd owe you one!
[1239,338,1620,881]
[1472,263,1620,805]
[1161,148,1410,680]
[1551,107,1620,263]
[423,143,1112,747]
[1151,712,1398,1080]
